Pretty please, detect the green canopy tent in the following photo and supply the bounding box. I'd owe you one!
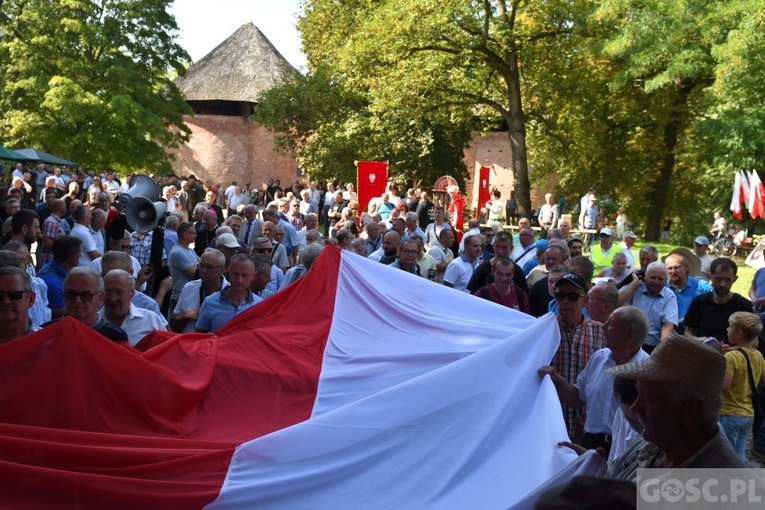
[15,148,78,166]
[0,146,33,162]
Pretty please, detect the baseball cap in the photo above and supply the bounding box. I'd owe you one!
[554,273,587,292]
[599,227,614,237]
[694,236,710,246]
[215,233,240,249]
[623,231,638,239]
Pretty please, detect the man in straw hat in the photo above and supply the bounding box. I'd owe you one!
[608,334,746,470]
[662,247,711,329]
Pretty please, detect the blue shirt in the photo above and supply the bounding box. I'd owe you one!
[277,219,298,254]
[667,277,712,322]
[37,260,68,309]
[196,287,261,333]
[629,284,678,346]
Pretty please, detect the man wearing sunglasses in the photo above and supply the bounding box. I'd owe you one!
[551,273,606,443]
[589,227,622,274]
[0,266,37,343]
[53,267,128,343]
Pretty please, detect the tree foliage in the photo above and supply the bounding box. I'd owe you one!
[0,0,191,173]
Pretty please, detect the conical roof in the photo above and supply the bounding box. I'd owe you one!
[175,22,296,104]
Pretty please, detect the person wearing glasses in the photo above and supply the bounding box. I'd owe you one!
[550,273,606,443]
[589,227,622,274]
[0,266,38,343]
[171,248,228,333]
[47,267,127,343]
[389,240,421,276]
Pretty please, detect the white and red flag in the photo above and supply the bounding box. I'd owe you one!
[731,170,747,220]
[748,170,765,220]
[0,247,596,509]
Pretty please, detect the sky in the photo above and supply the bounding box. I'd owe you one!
[169,0,307,70]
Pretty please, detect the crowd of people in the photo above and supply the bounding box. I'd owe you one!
[1,162,764,494]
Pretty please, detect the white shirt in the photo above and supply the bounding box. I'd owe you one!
[106,303,166,347]
[173,278,229,333]
[619,242,635,271]
[71,223,99,267]
[608,407,642,465]
[443,256,478,292]
[511,242,537,269]
[575,347,649,434]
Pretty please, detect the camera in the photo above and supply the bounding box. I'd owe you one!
[635,269,645,281]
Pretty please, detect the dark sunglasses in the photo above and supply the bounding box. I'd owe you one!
[554,292,583,302]
[0,290,27,301]
[63,290,100,302]
[599,233,611,238]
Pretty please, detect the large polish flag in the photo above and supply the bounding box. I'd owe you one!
[0,247,600,509]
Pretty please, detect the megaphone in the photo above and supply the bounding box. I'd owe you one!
[118,175,160,210]
[125,197,167,233]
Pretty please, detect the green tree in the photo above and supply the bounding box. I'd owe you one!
[254,67,472,187]
[299,0,579,216]
[0,0,191,173]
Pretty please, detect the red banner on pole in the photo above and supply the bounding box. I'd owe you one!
[478,166,491,216]
[356,161,388,213]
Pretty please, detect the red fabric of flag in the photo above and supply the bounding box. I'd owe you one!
[356,161,388,213]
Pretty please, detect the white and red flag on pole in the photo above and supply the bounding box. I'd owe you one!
[0,248,601,509]
[731,170,747,220]
[748,170,765,220]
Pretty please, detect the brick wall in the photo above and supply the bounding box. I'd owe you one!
[168,114,298,189]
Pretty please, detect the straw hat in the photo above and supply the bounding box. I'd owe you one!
[608,335,725,397]
[662,247,701,277]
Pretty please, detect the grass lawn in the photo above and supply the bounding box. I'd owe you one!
[632,241,754,297]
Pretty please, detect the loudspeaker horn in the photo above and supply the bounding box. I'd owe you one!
[118,175,160,210]
[125,197,166,233]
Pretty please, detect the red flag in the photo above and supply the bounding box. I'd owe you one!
[477,166,490,217]
[356,161,388,213]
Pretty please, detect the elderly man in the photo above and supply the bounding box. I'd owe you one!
[474,257,530,313]
[444,232,483,292]
[586,282,619,324]
[539,306,649,451]
[684,257,753,344]
[619,261,678,353]
[69,206,101,266]
[297,212,320,253]
[196,254,261,333]
[510,227,537,270]
[663,248,712,326]
[171,248,228,333]
[100,251,167,320]
[589,227,621,273]
[263,207,298,264]
[250,254,274,299]
[194,210,219,257]
[240,205,263,251]
[551,273,606,440]
[537,193,559,231]
[252,236,285,293]
[403,212,425,242]
[55,267,127,342]
[103,269,167,347]
[428,228,455,283]
[619,231,638,271]
[368,231,400,265]
[609,335,747,470]
[0,266,37,342]
[363,220,383,256]
[90,208,107,257]
[527,239,569,286]
[259,223,288,271]
[599,252,629,284]
[389,239,421,276]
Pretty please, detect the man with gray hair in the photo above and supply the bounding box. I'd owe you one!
[619,261,678,353]
[90,208,107,257]
[103,269,167,347]
[71,205,100,266]
[171,248,228,333]
[0,245,49,329]
[539,305,649,452]
[100,250,168,322]
[363,220,383,256]
[403,212,425,242]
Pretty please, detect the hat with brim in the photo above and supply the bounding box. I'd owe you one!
[663,247,701,277]
[623,231,638,239]
[694,236,710,246]
[607,335,725,397]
